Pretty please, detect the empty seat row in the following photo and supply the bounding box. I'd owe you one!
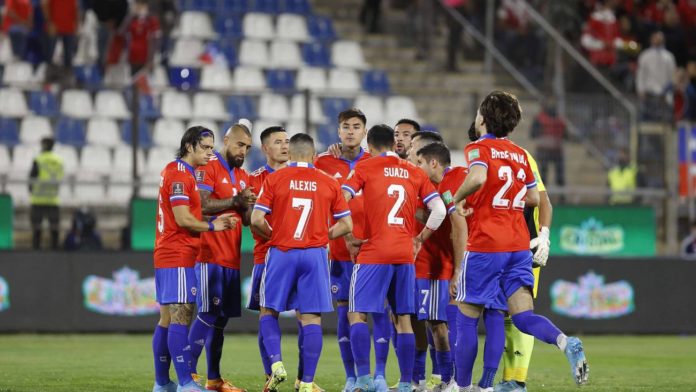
[1,62,132,89]
[178,0,312,16]
[0,88,130,119]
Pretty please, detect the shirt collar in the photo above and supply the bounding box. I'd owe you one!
[340,147,366,170]
[288,162,314,168]
[175,159,195,177]
[214,151,236,185]
[264,164,275,174]
[380,151,399,158]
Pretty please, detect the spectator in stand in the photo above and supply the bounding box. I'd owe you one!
[636,31,676,120]
[126,0,161,75]
[530,100,567,187]
[581,0,623,68]
[359,0,381,34]
[662,6,688,67]
[29,137,64,250]
[41,0,79,70]
[445,0,472,72]
[2,0,33,60]
[148,0,178,67]
[680,221,696,259]
[686,60,696,121]
[85,0,129,69]
[607,149,639,204]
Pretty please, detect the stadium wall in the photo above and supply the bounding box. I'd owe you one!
[0,252,694,334]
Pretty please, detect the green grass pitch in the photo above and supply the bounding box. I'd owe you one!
[0,334,695,391]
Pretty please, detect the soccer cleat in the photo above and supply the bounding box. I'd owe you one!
[398,382,415,392]
[205,378,247,392]
[458,385,474,392]
[352,375,375,392]
[564,337,589,385]
[427,374,442,390]
[373,375,388,392]
[413,380,427,392]
[153,381,177,392]
[177,380,207,392]
[343,377,356,392]
[474,387,493,392]
[263,362,287,392]
[493,381,527,392]
[294,378,326,392]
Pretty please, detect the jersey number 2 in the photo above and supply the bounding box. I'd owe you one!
[292,197,313,240]
[387,184,406,226]
[492,166,527,210]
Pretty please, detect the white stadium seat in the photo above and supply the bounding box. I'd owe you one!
[0,88,29,117]
[74,172,107,205]
[113,145,146,175]
[276,14,309,42]
[296,67,327,91]
[200,65,233,91]
[61,89,94,119]
[192,92,228,121]
[103,63,131,88]
[258,94,290,121]
[331,40,367,69]
[2,61,35,87]
[170,39,205,67]
[95,90,130,119]
[20,116,53,144]
[161,90,192,119]
[80,145,113,176]
[153,118,186,148]
[107,171,134,204]
[175,11,217,40]
[233,66,266,91]
[289,94,325,124]
[148,65,170,90]
[270,41,303,69]
[243,13,275,40]
[238,40,269,67]
[328,68,361,93]
[146,146,176,176]
[9,144,40,180]
[0,145,10,175]
[354,95,385,126]
[54,144,79,176]
[385,95,418,126]
[251,118,281,147]
[86,118,122,147]
[5,183,30,206]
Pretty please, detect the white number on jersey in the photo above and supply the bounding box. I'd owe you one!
[292,197,313,240]
[157,205,164,234]
[387,184,406,226]
[492,165,527,211]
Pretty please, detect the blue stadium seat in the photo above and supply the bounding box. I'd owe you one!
[55,117,86,147]
[322,97,353,121]
[226,96,257,119]
[218,42,238,66]
[177,0,193,10]
[29,90,59,117]
[266,69,296,92]
[307,16,336,41]
[362,70,391,95]
[191,0,216,12]
[219,0,249,14]
[121,120,153,149]
[138,95,160,120]
[302,42,330,67]
[73,65,102,90]
[0,118,20,147]
[317,123,339,147]
[283,0,312,15]
[214,14,243,39]
[246,148,266,170]
[253,0,280,14]
[168,67,200,90]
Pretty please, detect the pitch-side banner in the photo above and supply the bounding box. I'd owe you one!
[549,206,656,257]
[0,253,693,333]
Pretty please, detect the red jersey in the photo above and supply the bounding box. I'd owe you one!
[415,166,467,280]
[154,160,202,269]
[2,0,32,32]
[343,152,439,264]
[464,135,536,252]
[249,164,279,264]
[255,162,350,251]
[196,152,249,269]
[314,149,371,261]
[128,14,161,65]
[46,0,78,34]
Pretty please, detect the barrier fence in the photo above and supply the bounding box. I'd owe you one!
[0,251,694,334]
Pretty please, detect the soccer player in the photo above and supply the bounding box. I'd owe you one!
[342,124,447,392]
[314,108,383,392]
[187,123,255,392]
[451,91,588,391]
[251,133,354,392]
[152,127,237,392]
[414,142,469,392]
[394,118,419,159]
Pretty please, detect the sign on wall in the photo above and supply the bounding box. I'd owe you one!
[550,206,656,256]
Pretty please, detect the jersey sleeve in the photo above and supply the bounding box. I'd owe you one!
[441,170,467,215]
[418,170,440,205]
[253,176,274,214]
[342,164,365,197]
[525,151,545,192]
[464,143,490,170]
[330,180,351,219]
[168,170,196,207]
[196,163,216,193]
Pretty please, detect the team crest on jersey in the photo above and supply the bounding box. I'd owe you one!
[468,148,480,161]
[172,182,185,195]
[195,170,205,182]
[213,297,221,305]
[331,284,339,294]
[191,287,197,296]
[240,180,247,189]
[442,190,454,205]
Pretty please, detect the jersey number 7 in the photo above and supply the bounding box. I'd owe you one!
[292,197,313,240]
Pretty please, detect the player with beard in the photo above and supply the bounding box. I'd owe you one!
[394,119,419,159]
[187,123,255,391]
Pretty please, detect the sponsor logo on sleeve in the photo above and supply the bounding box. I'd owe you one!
[467,148,480,161]
[195,170,205,182]
[172,182,185,195]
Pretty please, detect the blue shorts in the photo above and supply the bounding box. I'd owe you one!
[155,267,197,304]
[455,250,534,308]
[415,279,450,321]
[349,263,415,315]
[260,247,333,314]
[195,262,241,318]
[247,263,265,311]
[330,260,353,301]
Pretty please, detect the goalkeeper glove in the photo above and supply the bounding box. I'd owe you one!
[530,226,550,267]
